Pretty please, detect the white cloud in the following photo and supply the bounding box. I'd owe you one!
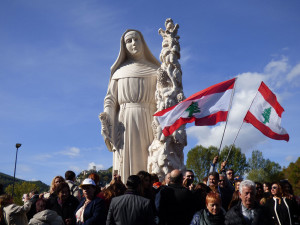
[285,155,296,163]
[69,166,82,173]
[33,153,53,161]
[180,47,192,66]
[60,147,80,158]
[88,162,104,171]
[18,164,32,173]
[287,63,300,82]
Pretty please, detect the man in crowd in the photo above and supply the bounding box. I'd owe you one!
[183,170,195,190]
[26,189,39,221]
[226,168,235,190]
[218,173,234,211]
[225,180,270,225]
[156,169,195,225]
[106,175,155,225]
[65,170,81,200]
[207,171,219,190]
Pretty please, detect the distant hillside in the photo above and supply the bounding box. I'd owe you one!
[0,172,49,192]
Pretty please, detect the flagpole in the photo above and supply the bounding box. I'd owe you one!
[217,77,237,155]
[225,82,262,161]
[225,122,244,161]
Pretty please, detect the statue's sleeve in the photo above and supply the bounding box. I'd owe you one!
[101,79,118,151]
[104,79,118,117]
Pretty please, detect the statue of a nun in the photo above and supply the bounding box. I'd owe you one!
[100,30,160,182]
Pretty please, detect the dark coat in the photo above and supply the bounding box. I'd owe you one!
[156,183,196,225]
[264,197,299,225]
[224,202,270,225]
[190,209,225,225]
[49,195,79,225]
[27,194,40,221]
[106,191,155,225]
[75,197,106,225]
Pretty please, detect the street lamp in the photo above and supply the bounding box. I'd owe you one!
[12,143,22,197]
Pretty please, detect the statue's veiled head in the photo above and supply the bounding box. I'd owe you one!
[110,29,160,76]
[124,31,144,60]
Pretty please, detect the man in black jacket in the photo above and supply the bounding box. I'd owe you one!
[225,180,270,225]
[156,169,196,225]
[106,175,155,225]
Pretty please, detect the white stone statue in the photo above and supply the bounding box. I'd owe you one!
[148,18,187,180]
[99,30,160,182]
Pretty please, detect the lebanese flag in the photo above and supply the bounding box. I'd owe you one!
[244,81,289,141]
[154,78,236,137]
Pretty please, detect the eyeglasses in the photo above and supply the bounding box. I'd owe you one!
[272,186,278,190]
[219,180,225,182]
[227,173,233,175]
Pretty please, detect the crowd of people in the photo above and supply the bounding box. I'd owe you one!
[0,159,299,225]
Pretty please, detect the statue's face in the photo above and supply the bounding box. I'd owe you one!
[124,31,144,58]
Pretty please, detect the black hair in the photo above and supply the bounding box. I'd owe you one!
[65,170,76,180]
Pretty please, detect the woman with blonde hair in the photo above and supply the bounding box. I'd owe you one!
[0,194,32,225]
[42,176,65,199]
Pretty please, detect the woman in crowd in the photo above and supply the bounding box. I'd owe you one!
[49,182,79,225]
[75,178,106,225]
[227,190,240,210]
[88,173,101,195]
[193,183,211,211]
[97,180,126,211]
[190,192,225,225]
[234,179,242,192]
[265,182,298,225]
[136,171,153,200]
[0,194,32,225]
[255,182,264,203]
[43,176,65,199]
[29,198,64,225]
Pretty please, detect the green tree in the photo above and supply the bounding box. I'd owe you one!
[282,157,300,196]
[186,145,218,182]
[246,150,284,183]
[218,145,248,177]
[5,182,39,205]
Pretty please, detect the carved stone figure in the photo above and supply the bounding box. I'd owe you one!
[99,30,160,182]
[148,18,187,180]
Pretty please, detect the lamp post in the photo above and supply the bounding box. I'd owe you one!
[12,143,21,197]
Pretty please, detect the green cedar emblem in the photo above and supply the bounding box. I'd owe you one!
[262,107,271,124]
[186,102,201,117]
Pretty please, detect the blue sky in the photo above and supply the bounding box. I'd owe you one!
[1,1,299,185]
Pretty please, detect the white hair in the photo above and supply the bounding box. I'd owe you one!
[239,180,256,194]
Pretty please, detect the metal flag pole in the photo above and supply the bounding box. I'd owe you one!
[12,143,22,197]
[217,77,238,155]
[225,82,262,161]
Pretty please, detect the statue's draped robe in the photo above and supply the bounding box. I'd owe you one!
[104,61,158,182]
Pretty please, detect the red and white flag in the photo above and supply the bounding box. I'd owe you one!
[154,78,236,137]
[244,81,289,141]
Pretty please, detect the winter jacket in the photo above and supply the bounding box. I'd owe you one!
[224,202,270,225]
[75,197,106,225]
[3,201,32,225]
[28,209,64,225]
[190,209,225,225]
[265,197,299,225]
[156,183,196,225]
[106,191,155,225]
[48,195,79,224]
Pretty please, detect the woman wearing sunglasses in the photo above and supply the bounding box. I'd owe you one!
[265,182,298,225]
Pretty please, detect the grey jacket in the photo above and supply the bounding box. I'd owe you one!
[3,201,32,225]
[28,209,64,225]
[106,192,155,225]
